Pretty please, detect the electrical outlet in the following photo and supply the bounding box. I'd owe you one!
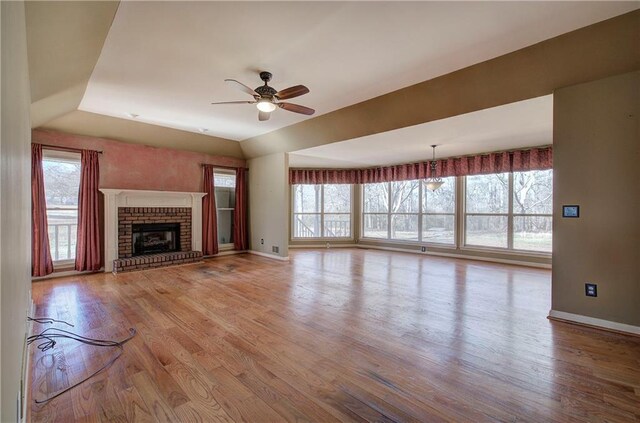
[585,283,597,297]
[272,246,279,253]
[260,238,264,245]
[421,246,426,252]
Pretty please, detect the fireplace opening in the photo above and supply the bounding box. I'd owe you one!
[132,223,180,256]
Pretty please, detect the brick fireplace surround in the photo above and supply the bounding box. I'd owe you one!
[112,207,202,272]
[118,207,191,258]
[100,189,206,273]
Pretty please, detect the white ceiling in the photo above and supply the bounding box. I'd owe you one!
[79,2,637,141]
[289,95,553,168]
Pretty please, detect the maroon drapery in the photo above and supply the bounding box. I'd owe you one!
[289,146,553,184]
[202,165,218,255]
[31,143,54,277]
[75,150,101,271]
[233,168,248,250]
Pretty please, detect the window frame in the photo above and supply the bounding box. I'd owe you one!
[42,149,82,266]
[361,178,457,246]
[291,184,354,240]
[213,169,236,250]
[462,171,552,255]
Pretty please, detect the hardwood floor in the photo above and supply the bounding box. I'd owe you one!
[29,249,640,422]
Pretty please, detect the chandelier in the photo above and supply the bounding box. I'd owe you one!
[425,144,444,191]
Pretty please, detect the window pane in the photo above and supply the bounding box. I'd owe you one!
[214,173,236,188]
[293,185,321,213]
[424,177,456,213]
[391,214,419,240]
[363,214,388,238]
[514,216,552,252]
[47,214,78,261]
[215,186,236,208]
[216,210,234,245]
[513,170,553,215]
[465,173,509,213]
[43,157,81,262]
[390,180,419,213]
[324,184,351,213]
[293,214,321,238]
[465,215,508,248]
[363,183,388,213]
[323,214,351,237]
[422,215,455,244]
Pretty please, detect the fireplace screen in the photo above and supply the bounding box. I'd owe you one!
[132,223,180,256]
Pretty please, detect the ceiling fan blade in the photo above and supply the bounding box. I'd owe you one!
[275,85,310,100]
[210,100,256,105]
[278,102,315,115]
[225,79,259,98]
[258,110,271,121]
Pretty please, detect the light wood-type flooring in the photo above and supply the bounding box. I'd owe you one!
[29,249,640,422]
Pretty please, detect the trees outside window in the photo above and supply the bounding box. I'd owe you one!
[362,177,456,244]
[292,184,352,238]
[214,172,236,246]
[43,151,81,263]
[464,170,552,252]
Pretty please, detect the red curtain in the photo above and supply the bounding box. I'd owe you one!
[289,146,553,184]
[233,168,248,250]
[202,165,218,255]
[31,143,54,277]
[75,150,101,271]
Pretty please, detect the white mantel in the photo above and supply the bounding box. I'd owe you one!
[100,189,207,272]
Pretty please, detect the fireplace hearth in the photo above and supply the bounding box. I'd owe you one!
[132,223,180,256]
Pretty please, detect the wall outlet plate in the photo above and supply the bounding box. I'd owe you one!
[260,238,264,245]
[421,246,427,252]
[585,283,597,297]
[272,246,279,253]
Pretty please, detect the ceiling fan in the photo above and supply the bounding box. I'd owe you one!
[211,71,315,121]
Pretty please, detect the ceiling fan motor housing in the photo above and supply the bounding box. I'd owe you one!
[255,85,277,98]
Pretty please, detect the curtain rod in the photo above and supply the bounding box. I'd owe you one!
[39,144,103,154]
[200,163,248,170]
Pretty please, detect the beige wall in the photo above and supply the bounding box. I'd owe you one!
[553,71,639,327]
[1,1,33,420]
[248,153,289,258]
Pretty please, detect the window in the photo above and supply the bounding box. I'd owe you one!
[43,151,81,263]
[465,173,509,248]
[292,184,352,238]
[362,177,456,244]
[214,172,236,246]
[464,170,552,252]
[512,170,553,252]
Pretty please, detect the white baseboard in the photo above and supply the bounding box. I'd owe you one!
[32,268,103,281]
[204,250,248,258]
[356,244,551,269]
[289,244,358,249]
[548,309,640,336]
[248,250,290,261]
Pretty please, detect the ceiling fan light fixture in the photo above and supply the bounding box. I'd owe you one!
[256,99,276,113]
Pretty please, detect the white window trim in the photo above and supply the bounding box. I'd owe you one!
[360,179,457,246]
[291,184,354,240]
[43,149,81,266]
[462,172,552,255]
[213,169,236,249]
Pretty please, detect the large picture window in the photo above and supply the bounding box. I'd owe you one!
[43,151,81,263]
[214,172,236,247]
[292,184,352,238]
[464,170,552,252]
[362,177,456,244]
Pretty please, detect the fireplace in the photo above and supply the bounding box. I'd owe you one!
[132,223,180,256]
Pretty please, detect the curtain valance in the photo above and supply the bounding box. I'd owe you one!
[289,146,552,185]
